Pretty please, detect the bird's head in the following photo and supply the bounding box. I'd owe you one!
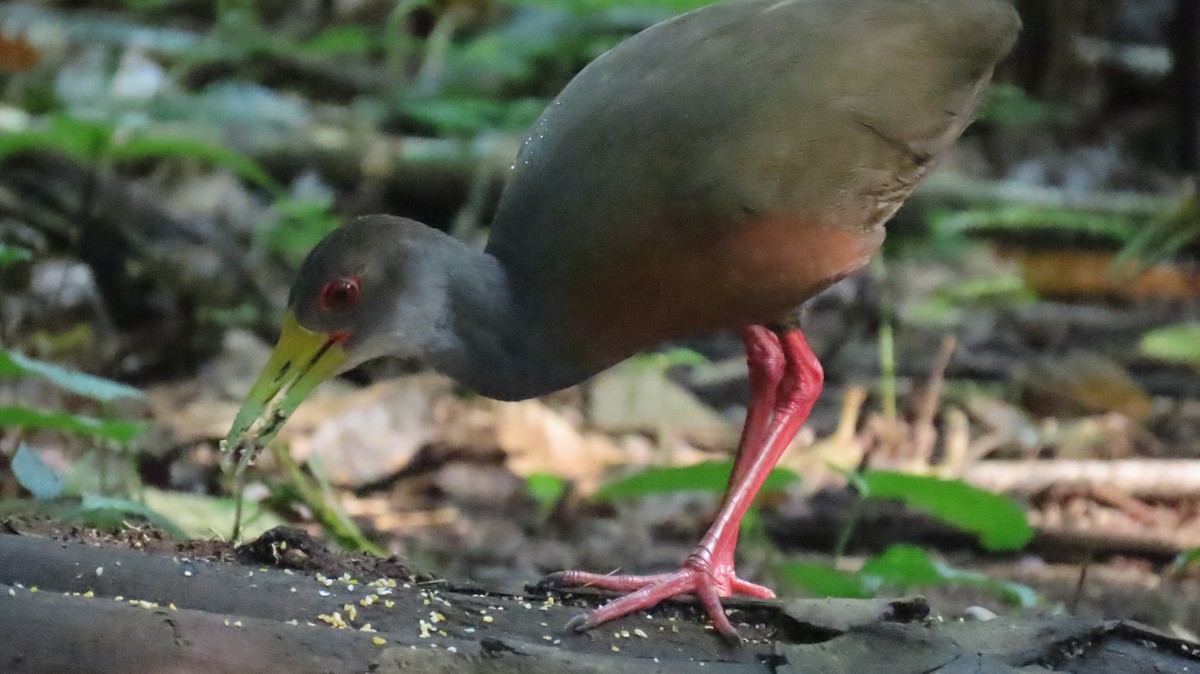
[223,216,449,457]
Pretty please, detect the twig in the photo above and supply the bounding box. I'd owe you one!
[1069,557,1091,615]
[962,459,1200,498]
[912,335,957,463]
[871,257,897,422]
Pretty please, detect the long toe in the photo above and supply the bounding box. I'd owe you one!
[545,562,770,640]
[540,569,677,593]
[730,577,776,599]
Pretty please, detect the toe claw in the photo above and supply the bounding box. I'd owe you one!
[565,613,592,633]
[542,562,770,643]
[720,628,744,647]
[537,571,568,590]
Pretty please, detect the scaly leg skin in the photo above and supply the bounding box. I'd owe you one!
[543,326,824,643]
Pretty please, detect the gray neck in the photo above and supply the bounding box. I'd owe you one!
[429,241,591,401]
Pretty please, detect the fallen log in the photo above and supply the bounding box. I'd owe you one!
[2,527,1199,673]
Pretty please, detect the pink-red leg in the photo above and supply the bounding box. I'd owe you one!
[699,326,784,591]
[544,327,824,642]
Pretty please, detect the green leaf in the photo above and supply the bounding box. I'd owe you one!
[911,274,1041,326]
[405,96,547,136]
[0,406,146,443]
[110,135,279,191]
[1174,547,1200,572]
[860,470,1033,551]
[976,83,1073,128]
[1140,323,1200,370]
[11,444,64,499]
[0,115,113,163]
[0,243,32,268]
[595,460,799,500]
[61,450,143,497]
[860,544,943,584]
[778,561,873,599]
[620,347,710,373]
[67,494,189,539]
[527,472,566,513]
[934,206,1141,245]
[506,0,718,13]
[263,195,341,265]
[141,488,284,540]
[299,26,376,57]
[860,545,1038,607]
[0,348,143,402]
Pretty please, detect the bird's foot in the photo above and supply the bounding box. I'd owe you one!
[540,555,774,643]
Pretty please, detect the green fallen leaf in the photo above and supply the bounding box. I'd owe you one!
[1140,322,1200,370]
[860,544,1038,607]
[778,561,873,599]
[595,459,799,501]
[861,470,1033,551]
[0,348,143,402]
[0,406,146,443]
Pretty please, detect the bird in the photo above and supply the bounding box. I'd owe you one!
[224,0,1020,643]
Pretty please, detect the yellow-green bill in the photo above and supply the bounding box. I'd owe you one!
[221,313,346,473]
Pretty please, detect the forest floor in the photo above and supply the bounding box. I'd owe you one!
[3,518,1200,674]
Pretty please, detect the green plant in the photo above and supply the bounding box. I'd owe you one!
[0,407,144,443]
[263,194,342,266]
[0,114,278,192]
[0,347,143,405]
[1140,322,1200,371]
[2,346,293,539]
[1114,190,1200,272]
[858,470,1034,551]
[976,83,1072,128]
[1175,547,1200,572]
[509,0,719,13]
[618,347,709,373]
[778,469,1036,604]
[929,191,1198,274]
[262,443,382,553]
[781,544,1036,607]
[932,205,1141,245]
[1,349,190,534]
[594,459,800,501]
[0,244,32,268]
[596,455,1035,602]
[526,471,567,517]
[911,274,1039,325]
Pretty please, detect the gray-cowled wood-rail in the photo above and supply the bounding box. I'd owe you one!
[224,0,1019,642]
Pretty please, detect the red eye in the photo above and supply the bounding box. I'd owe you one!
[319,275,361,312]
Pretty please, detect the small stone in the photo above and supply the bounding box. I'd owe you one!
[962,606,998,622]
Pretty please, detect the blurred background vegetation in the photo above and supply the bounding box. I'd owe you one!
[0,0,1198,637]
